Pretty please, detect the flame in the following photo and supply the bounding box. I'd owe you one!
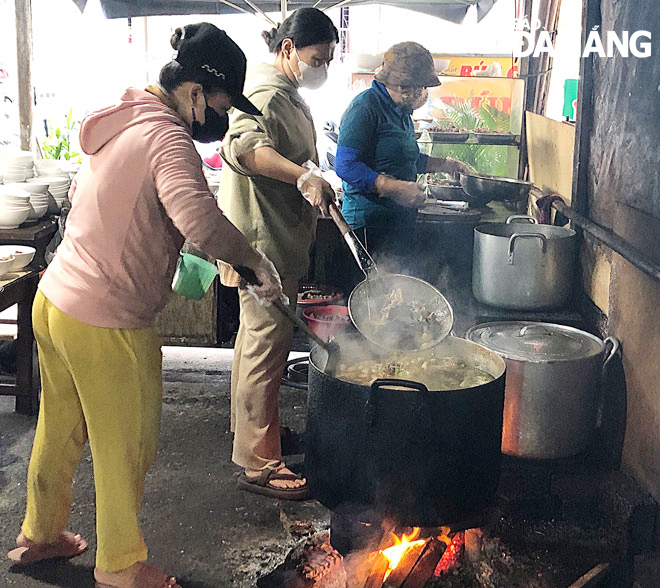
[379,528,426,581]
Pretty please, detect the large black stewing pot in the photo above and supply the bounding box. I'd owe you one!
[305,334,507,527]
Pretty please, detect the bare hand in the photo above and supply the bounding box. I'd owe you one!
[443,157,475,176]
[375,176,426,208]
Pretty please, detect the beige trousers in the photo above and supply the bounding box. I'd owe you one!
[231,278,299,470]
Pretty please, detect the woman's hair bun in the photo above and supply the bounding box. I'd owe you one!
[261,26,279,50]
[170,27,184,50]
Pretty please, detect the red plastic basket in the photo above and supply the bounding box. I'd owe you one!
[302,305,351,341]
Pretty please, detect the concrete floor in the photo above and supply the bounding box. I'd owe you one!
[0,347,329,588]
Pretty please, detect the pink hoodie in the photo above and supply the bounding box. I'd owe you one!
[39,88,255,329]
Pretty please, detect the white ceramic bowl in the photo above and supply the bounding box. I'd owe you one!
[0,186,31,201]
[0,255,15,278]
[27,176,69,187]
[47,184,71,193]
[0,197,31,208]
[28,203,48,219]
[4,181,49,195]
[1,172,27,183]
[36,170,68,178]
[0,149,33,161]
[0,245,35,269]
[0,166,31,173]
[35,160,62,169]
[0,207,30,229]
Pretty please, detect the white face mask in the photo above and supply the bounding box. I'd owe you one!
[293,49,328,90]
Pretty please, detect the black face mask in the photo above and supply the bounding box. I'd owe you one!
[191,97,229,143]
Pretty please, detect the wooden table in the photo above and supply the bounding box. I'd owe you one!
[0,269,40,415]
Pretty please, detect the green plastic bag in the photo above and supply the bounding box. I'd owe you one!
[171,253,218,300]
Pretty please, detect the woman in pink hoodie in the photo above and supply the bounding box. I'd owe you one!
[6,24,282,588]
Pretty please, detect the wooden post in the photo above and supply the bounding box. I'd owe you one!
[14,0,33,152]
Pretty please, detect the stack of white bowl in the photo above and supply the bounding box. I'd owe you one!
[27,176,70,212]
[3,182,49,220]
[0,186,32,229]
[34,159,67,178]
[0,151,35,183]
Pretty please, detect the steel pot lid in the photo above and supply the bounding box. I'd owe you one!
[466,321,604,362]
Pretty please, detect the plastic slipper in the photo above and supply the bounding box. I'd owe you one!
[7,532,87,565]
[95,562,180,588]
[237,469,311,500]
[280,426,305,456]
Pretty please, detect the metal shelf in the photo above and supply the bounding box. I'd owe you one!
[416,134,521,146]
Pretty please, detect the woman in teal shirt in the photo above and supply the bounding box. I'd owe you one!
[335,42,470,281]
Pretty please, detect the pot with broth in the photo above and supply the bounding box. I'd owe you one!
[305,334,507,526]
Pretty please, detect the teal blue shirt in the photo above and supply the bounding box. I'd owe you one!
[336,81,427,230]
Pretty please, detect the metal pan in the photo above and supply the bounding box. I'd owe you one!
[460,173,533,204]
[426,183,468,201]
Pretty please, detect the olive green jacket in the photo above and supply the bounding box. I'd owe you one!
[218,63,318,284]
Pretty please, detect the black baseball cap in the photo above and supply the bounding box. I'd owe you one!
[174,23,261,116]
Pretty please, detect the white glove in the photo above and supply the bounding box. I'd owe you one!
[247,251,289,306]
[297,161,336,216]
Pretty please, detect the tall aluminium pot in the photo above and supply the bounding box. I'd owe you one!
[472,215,577,310]
[305,334,506,526]
[466,322,619,459]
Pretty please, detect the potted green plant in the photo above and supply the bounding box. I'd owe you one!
[41,108,81,162]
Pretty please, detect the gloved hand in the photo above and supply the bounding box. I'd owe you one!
[443,157,475,176]
[374,175,426,208]
[297,163,336,216]
[248,251,289,306]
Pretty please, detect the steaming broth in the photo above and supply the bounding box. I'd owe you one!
[336,354,495,390]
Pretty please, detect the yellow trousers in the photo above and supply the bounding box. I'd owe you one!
[230,278,298,471]
[22,290,163,572]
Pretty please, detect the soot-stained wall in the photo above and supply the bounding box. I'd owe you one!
[585,0,660,504]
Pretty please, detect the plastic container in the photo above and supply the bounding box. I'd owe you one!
[303,305,351,341]
[296,282,343,318]
[171,253,218,300]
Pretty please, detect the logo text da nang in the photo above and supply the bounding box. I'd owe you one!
[512,18,652,58]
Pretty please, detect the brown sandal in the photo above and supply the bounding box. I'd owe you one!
[7,531,87,565]
[237,468,310,501]
[95,562,180,588]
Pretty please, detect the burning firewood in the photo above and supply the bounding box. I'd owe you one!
[464,528,484,562]
[400,538,445,588]
[433,531,465,577]
[381,541,426,587]
[363,551,392,588]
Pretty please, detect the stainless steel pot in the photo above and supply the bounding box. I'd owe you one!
[472,215,577,310]
[466,321,619,459]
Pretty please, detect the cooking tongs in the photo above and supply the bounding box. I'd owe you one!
[328,202,378,277]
